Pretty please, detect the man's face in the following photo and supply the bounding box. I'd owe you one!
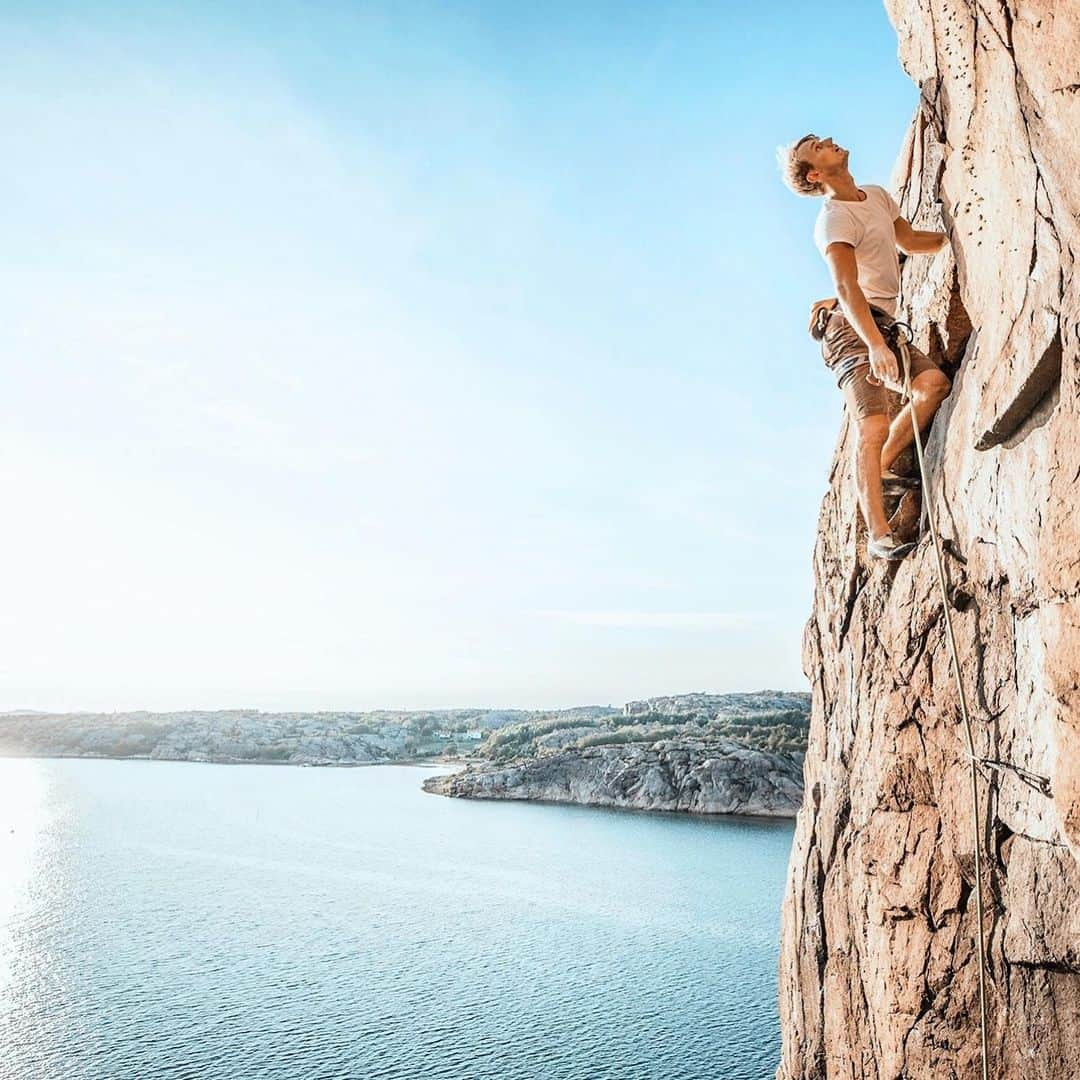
[796,135,848,184]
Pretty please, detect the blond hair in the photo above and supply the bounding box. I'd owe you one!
[776,134,825,197]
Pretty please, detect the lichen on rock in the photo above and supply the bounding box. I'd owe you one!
[777,3,1080,1077]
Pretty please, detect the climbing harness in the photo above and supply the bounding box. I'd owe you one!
[896,328,991,1080]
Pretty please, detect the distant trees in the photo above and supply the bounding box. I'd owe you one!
[407,716,438,738]
[481,716,606,763]
[253,745,292,761]
[574,726,682,748]
[474,706,811,763]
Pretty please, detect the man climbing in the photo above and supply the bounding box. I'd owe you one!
[778,134,953,559]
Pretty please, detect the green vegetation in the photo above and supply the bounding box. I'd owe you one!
[482,716,605,763]
[474,702,809,763]
[705,709,808,754]
[252,744,293,761]
[574,726,683,748]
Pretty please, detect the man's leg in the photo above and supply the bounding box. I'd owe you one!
[881,368,952,473]
[854,413,891,541]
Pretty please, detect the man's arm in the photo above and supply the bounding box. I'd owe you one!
[823,241,900,384]
[893,216,948,255]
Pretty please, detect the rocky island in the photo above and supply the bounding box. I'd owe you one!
[424,690,809,817]
[424,737,803,817]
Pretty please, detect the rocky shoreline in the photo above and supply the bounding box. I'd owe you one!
[0,693,809,819]
[423,736,803,818]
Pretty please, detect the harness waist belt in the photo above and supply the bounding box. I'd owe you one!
[814,301,904,388]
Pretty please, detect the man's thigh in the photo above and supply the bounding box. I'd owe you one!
[842,364,889,423]
[821,310,870,373]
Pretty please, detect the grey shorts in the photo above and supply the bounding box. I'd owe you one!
[820,308,941,421]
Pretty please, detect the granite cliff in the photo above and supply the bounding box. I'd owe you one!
[424,737,804,817]
[777,4,1080,1078]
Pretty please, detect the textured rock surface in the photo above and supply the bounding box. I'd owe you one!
[777,3,1080,1078]
[423,737,803,817]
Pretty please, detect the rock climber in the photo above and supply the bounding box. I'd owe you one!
[777,134,953,559]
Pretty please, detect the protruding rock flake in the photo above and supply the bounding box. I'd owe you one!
[777,4,1080,1078]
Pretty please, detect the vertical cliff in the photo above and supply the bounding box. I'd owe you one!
[777,4,1080,1078]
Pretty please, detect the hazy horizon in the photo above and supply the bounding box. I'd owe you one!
[1,685,808,716]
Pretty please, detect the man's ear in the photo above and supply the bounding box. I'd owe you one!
[806,168,819,186]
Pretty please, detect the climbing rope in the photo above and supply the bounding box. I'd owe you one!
[897,333,991,1080]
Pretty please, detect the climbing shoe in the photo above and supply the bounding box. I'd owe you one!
[868,533,916,560]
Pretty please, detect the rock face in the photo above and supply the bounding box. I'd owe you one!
[777,4,1080,1079]
[423,738,803,817]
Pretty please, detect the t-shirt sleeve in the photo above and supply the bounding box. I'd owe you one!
[879,186,902,220]
[814,208,860,257]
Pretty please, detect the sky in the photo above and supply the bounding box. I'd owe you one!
[0,1,917,713]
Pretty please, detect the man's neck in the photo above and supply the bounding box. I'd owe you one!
[824,172,864,202]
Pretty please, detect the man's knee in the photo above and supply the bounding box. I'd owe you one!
[855,414,889,447]
[914,369,952,403]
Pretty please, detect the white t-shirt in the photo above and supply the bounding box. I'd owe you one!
[813,184,901,316]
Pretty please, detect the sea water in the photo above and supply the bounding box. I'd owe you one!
[0,758,794,1080]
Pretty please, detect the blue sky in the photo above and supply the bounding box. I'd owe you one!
[0,1,916,711]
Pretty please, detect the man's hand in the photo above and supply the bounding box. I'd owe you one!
[868,342,900,388]
[808,297,837,335]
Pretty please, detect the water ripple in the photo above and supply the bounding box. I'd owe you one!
[0,759,793,1080]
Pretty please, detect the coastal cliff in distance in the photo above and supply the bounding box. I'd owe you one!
[0,707,612,765]
[423,690,808,817]
[0,693,808,814]
[424,737,803,817]
[777,4,1080,1079]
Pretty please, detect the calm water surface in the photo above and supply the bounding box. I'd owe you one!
[0,758,794,1080]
